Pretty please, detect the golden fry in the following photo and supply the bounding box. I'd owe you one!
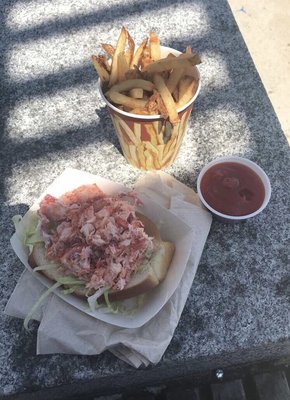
[149,32,161,61]
[106,78,154,94]
[109,27,127,87]
[91,55,110,82]
[101,43,115,57]
[130,107,150,115]
[98,55,111,72]
[166,67,184,94]
[143,54,194,74]
[125,66,143,80]
[108,91,147,110]
[117,51,129,82]
[130,38,148,68]
[153,74,180,125]
[126,29,135,66]
[129,88,143,99]
[176,79,198,108]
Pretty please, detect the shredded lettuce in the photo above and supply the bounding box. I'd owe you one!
[12,212,44,255]
[12,215,27,243]
[23,276,85,330]
[61,286,80,295]
[103,291,120,314]
[33,264,59,272]
[87,287,109,312]
[56,276,84,285]
[23,281,62,331]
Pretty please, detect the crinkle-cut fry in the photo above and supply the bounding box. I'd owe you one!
[129,88,143,99]
[114,115,141,146]
[126,29,135,66]
[109,27,127,87]
[106,78,155,94]
[91,55,110,82]
[153,74,180,125]
[166,67,184,94]
[149,31,161,61]
[143,54,195,74]
[130,38,148,68]
[107,91,147,110]
[117,51,129,82]
[101,43,115,57]
[176,78,198,108]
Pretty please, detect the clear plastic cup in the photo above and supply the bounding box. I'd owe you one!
[98,46,200,170]
[197,156,271,223]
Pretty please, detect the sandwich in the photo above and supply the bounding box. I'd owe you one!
[26,183,175,309]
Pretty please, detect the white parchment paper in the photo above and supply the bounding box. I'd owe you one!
[5,170,212,367]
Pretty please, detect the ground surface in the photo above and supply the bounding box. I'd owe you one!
[227,0,290,143]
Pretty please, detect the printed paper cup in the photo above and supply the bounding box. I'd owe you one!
[98,46,200,170]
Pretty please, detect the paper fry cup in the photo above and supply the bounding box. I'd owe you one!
[98,46,201,170]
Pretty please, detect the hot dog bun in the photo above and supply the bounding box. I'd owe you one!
[28,213,175,302]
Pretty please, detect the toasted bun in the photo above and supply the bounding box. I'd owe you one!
[28,243,88,298]
[28,213,175,302]
[106,240,175,302]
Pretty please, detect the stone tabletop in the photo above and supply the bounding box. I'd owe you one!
[1,0,290,397]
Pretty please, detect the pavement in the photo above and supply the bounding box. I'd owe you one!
[227,0,290,144]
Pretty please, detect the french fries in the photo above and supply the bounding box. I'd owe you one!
[153,74,179,125]
[92,28,201,170]
[109,26,127,87]
[149,31,161,61]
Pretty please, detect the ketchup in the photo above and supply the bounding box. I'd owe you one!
[200,162,265,216]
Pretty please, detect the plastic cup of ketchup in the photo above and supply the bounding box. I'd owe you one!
[197,156,271,223]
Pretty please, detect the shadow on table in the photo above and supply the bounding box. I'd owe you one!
[1,0,288,207]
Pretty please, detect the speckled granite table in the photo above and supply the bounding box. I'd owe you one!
[1,0,290,398]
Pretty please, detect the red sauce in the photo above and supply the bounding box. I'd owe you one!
[200,162,265,216]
